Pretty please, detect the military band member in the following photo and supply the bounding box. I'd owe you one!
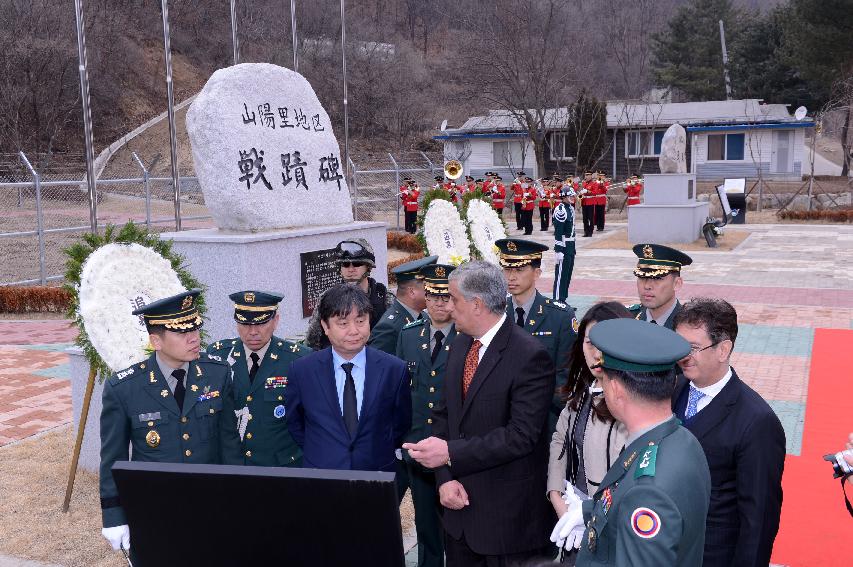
[207,291,312,467]
[369,255,437,355]
[400,177,420,234]
[512,172,525,229]
[624,175,643,207]
[465,175,476,193]
[579,172,595,237]
[553,185,577,303]
[628,244,692,330]
[520,176,536,235]
[491,175,507,216]
[433,175,445,191]
[397,263,457,567]
[538,178,552,232]
[551,318,711,567]
[99,290,241,556]
[592,172,609,232]
[496,238,578,432]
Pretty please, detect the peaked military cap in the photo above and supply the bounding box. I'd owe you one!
[495,238,549,268]
[434,175,444,181]
[465,175,474,181]
[393,255,438,283]
[132,289,202,333]
[476,178,484,183]
[494,175,503,181]
[229,290,282,325]
[516,171,526,176]
[589,318,691,372]
[420,263,455,295]
[632,244,693,279]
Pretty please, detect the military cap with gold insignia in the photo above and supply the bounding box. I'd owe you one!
[419,263,455,295]
[228,290,282,325]
[495,238,550,268]
[132,289,203,333]
[392,255,438,283]
[632,243,693,279]
[589,318,691,373]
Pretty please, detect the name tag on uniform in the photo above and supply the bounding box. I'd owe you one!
[138,412,161,422]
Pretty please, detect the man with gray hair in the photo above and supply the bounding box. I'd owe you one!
[404,261,556,565]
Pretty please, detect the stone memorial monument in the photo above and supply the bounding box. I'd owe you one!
[627,123,709,244]
[163,63,386,341]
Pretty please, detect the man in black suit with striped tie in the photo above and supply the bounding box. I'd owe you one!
[404,261,556,566]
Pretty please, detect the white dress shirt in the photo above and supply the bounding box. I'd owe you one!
[474,313,507,363]
[692,366,733,415]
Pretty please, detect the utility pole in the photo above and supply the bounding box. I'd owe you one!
[719,20,732,100]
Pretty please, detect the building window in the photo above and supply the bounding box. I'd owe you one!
[549,133,575,161]
[626,130,666,157]
[707,133,745,161]
[493,140,525,169]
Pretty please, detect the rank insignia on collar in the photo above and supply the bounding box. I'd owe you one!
[388,314,395,320]
[191,384,199,392]
[623,451,637,468]
[528,319,535,325]
[538,304,543,314]
[270,353,278,360]
[289,344,299,352]
[195,365,203,377]
[139,363,146,369]
[150,372,156,383]
[421,343,428,349]
[278,342,283,347]
[160,389,169,397]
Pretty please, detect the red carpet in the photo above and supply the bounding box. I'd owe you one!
[771,328,853,567]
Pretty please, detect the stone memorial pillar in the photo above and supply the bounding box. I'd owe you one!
[627,124,709,244]
[163,63,386,341]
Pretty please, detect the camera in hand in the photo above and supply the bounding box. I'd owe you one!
[823,449,853,478]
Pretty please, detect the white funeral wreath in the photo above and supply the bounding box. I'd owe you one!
[465,199,506,265]
[423,198,472,265]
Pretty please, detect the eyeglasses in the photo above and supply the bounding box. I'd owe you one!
[339,262,365,268]
[687,342,719,357]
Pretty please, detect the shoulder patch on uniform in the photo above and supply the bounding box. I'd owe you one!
[634,444,658,478]
[630,508,661,539]
[110,366,137,385]
[198,352,226,365]
[550,300,567,309]
[403,318,425,330]
[571,317,579,333]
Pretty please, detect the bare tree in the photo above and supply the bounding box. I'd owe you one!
[458,0,593,174]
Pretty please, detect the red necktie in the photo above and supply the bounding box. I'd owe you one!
[462,340,482,398]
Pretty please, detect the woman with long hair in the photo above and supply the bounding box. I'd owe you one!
[547,301,632,562]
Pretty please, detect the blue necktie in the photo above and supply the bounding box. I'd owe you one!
[685,386,706,419]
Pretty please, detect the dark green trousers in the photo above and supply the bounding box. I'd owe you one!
[406,460,445,567]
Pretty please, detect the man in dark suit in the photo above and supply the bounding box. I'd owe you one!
[286,283,412,472]
[673,298,786,567]
[627,244,692,329]
[404,260,556,566]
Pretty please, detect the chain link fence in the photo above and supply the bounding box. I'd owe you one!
[1,150,441,286]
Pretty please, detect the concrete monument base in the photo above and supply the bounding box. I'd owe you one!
[627,202,710,244]
[162,221,388,343]
[69,346,103,473]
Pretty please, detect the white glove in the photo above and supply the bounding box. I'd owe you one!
[555,252,564,262]
[102,525,130,551]
[395,448,403,460]
[550,499,584,549]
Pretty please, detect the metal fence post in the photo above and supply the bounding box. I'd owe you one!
[19,152,47,285]
[132,152,152,229]
[348,157,358,220]
[160,0,182,231]
[420,151,436,179]
[389,153,401,230]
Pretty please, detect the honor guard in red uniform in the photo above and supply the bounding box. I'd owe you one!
[538,177,553,232]
[433,175,445,191]
[592,171,608,232]
[625,175,643,206]
[512,171,526,230]
[491,175,507,216]
[520,176,536,235]
[401,178,421,233]
[465,175,476,193]
[579,172,595,237]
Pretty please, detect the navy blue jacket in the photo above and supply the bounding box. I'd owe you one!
[286,346,412,472]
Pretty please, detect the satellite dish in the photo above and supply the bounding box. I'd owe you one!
[440,119,448,131]
[794,106,808,121]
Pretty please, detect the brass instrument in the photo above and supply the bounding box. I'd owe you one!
[444,160,463,180]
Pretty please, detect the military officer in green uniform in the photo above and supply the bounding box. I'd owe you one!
[627,244,693,330]
[550,318,711,566]
[496,238,578,431]
[368,255,438,355]
[207,290,312,467]
[99,290,241,556]
[396,263,457,567]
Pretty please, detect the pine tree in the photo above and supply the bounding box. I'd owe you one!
[651,0,741,101]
